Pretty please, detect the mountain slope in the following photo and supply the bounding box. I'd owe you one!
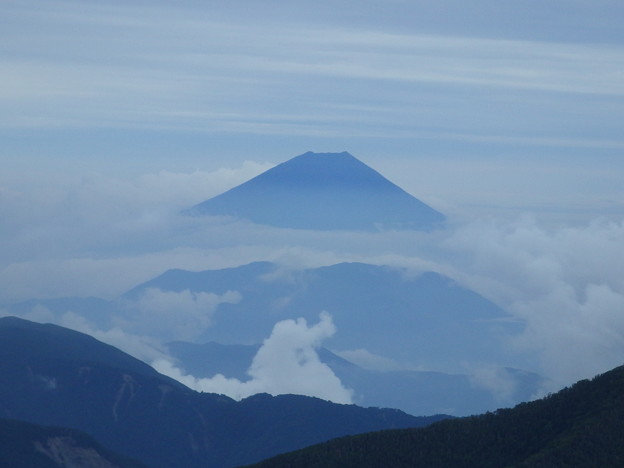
[0,316,443,468]
[0,418,147,468]
[127,261,526,373]
[187,151,445,231]
[247,364,624,467]
[0,315,173,382]
[4,260,540,416]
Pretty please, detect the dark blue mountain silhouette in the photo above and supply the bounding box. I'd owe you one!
[0,316,444,468]
[187,152,445,231]
[5,261,540,416]
[247,364,624,467]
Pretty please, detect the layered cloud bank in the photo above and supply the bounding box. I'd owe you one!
[1,164,623,394]
[445,217,624,384]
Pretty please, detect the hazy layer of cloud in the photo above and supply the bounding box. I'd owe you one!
[11,305,170,364]
[0,159,446,304]
[123,288,241,342]
[444,217,624,385]
[335,348,415,372]
[3,195,624,395]
[2,153,623,392]
[0,162,273,302]
[468,366,519,403]
[2,298,353,403]
[154,312,353,404]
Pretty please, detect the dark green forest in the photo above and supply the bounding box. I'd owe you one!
[247,364,624,467]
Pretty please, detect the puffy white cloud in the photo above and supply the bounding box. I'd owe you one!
[512,282,624,385]
[444,216,624,385]
[245,312,351,400]
[154,312,353,404]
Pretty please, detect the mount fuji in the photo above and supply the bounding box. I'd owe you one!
[187,151,445,231]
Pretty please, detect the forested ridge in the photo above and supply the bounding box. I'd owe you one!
[246,364,624,467]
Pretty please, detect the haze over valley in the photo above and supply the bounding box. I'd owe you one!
[3,150,622,417]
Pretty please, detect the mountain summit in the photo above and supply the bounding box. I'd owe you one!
[188,151,445,231]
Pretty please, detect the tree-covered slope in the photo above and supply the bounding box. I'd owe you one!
[247,364,624,467]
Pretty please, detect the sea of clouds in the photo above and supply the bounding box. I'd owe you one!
[1,163,623,402]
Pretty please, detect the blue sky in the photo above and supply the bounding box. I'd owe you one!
[2,1,624,392]
[2,0,624,218]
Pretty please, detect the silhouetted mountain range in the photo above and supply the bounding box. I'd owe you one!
[4,261,542,416]
[127,261,528,374]
[247,363,624,467]
[187,151,445,231]
[0,316,445,468]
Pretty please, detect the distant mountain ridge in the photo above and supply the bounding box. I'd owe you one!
[187,151,445,231]
[4,260,542,417]
[127,261,524,374]
[0,316,444,468]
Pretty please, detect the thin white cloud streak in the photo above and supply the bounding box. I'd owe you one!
[6,3,624,96]
[153,312,353,404]
[227,34,624,96]
[3,34,622,105]
[1,1,624,149]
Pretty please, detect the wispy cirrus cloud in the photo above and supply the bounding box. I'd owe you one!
[2,0,623,150]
